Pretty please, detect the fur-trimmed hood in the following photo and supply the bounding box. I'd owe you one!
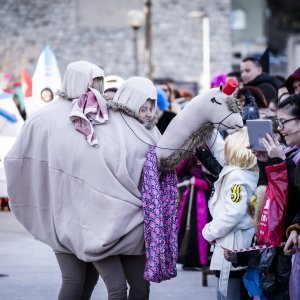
[106,101,157,130]
[159,123,215,171]
[107,76,157,130]
[112,77,157,116]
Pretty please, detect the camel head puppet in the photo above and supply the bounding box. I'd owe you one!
[157,79,243,171]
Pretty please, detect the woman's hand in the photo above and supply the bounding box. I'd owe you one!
[261,133,286,160]
[284,230,300,255]
[224,250,231,261]
[251,150,269,162]
[224,250,238,264]
[247,144,269,162]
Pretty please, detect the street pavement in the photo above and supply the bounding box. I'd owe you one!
[0,211,217,299]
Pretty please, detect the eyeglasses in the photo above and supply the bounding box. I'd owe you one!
[276,117,300,130]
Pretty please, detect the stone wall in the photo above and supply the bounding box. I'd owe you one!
[0,0,232,85]
[152,0,232,82]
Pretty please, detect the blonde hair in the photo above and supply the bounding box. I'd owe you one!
[224,127,257,169]
[252,185,267,228]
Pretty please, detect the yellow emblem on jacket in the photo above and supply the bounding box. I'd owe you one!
[230,184,242,202]
[250,194,257,208]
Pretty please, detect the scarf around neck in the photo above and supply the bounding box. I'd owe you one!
[69,87,108,146]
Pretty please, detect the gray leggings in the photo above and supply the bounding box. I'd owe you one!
[55,253,99,300]
[92,254,150,300]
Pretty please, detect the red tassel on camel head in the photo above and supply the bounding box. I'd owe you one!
[222,78,238,95]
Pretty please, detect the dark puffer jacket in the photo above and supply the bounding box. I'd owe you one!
[245,73,280,103]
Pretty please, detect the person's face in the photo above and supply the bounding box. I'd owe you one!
[277,108,300,146]
[138,99,154,125]
[103,90,116,101]
[293,79,300,94]
[240,61,262,84]
[91,77,103,93]
[41,90,53,102]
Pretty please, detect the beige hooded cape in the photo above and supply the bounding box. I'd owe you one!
[4,62,160,261]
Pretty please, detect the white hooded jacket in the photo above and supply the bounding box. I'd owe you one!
[202,164,258,296]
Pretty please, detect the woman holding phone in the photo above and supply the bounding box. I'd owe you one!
[251,93,300,299]
[256,94,300,240]
[275,94,300,254]
[252,94,300,215]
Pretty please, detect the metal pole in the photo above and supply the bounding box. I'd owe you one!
[133,27,139,75]
[145,0,153,79]
[186,183,195,231]
[202,15,210,90]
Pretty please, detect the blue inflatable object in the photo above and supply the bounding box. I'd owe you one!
[156,86,169,111]
[0,92,13,99]
[0,108,18,123]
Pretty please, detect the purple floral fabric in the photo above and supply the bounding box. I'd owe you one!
[141,147,178,283]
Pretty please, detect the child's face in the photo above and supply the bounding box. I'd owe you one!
[138,99,154,125]
[41,90,53,102]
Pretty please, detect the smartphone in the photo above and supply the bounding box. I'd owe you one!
[246,119,274,152]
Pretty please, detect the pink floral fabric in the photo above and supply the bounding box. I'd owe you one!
[141,147,178,282]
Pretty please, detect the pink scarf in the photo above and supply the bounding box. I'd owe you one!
[70,87,108,146]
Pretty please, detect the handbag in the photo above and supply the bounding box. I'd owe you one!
[257,161,288,246]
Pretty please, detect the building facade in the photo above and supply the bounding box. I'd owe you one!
[0,0,233,87]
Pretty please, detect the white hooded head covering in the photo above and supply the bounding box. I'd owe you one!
[59,60,104,99]
[67,62,108,147]
[4,71,161,261]
[104,75,125,92]
[108,76,157,123]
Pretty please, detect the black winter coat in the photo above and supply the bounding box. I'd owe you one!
[245,73,280,103]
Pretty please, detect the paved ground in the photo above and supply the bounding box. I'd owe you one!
[0,211,217,299]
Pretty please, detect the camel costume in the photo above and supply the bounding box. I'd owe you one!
[4,61,161,262]
[5,61,243,271]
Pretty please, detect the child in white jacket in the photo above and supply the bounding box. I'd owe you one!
[202,127,259,299]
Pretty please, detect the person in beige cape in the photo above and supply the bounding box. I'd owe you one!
[5,61,244,299]
[5,60,161,299]
[5,61,107,299]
